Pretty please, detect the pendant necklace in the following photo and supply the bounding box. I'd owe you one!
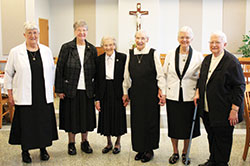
[30,52,36,61]
[136,54,144,64]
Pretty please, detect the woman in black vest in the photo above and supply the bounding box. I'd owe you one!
[122,30,166,163]
[55,20,97,155]
[95,36,127,154]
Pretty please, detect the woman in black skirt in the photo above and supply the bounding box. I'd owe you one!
[95,36,127,154]
[4,22,58,163]
[163,26,203,165]
[55,20,97,155]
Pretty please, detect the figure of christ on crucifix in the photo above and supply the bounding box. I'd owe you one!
[129,3,149,31]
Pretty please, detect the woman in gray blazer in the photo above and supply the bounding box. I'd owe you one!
[55,20,97,155]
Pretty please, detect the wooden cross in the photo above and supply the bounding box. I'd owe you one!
[129,3,149,31]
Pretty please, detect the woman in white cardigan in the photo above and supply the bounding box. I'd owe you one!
[163,26,203,165]
[4,22,58,163]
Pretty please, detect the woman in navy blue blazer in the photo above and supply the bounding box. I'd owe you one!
[95,36,127,154]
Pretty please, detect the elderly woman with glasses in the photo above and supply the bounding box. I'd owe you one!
[95,36,127,154]
[55,20,97,155]
[4,22,58,163]
[163,26,203,165]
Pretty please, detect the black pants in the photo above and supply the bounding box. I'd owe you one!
[202,112,234,166]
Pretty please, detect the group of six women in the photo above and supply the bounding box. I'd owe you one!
[4,20,203,165]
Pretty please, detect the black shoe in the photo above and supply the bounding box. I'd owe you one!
[169,153,179,164]
[40,148,50,161]
[181,153,190,165]
[22,151,32,163]
[198,160,216,166]
[135,152,144,160]
[102,145,113,154]
[112,146,121,154]
[68,143,77,155]
[141,150,154,163]
[81,141,93,153]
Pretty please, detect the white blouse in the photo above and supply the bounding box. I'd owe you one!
[105,52,115,80]
[123,47,165,95]
[77,45,86,90]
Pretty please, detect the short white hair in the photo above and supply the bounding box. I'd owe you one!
[24,21,39,33]
[210,31,227,43]
[73,20,88,31]
[100,36,117,48]
[135,30,149,39]
[178,26,194,39]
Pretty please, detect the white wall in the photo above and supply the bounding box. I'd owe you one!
[0,1,2,56]
[159,0,179,53]
[118,0,161,54]
[50,0,74,57]
[202,0,223,54]
[246,0,250,34]
[26,0,35,22]
[96,0,118,47]
[34,0,50,46]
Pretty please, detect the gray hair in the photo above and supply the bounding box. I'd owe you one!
[210,31,227,43]
[73,20,88,31]
[24,21,39,33]
[178,26,193,39]
[135,30,149,39]
[101,36,117,48]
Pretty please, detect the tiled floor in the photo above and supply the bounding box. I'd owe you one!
[0,98,249,165]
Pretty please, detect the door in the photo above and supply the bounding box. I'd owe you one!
[39,18,49,46]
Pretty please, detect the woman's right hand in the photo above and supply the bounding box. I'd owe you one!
[8,94,15,106]
[95,101,101,112]
[7,89,14,106]
[122,94,130,107]
[58,93,65,99]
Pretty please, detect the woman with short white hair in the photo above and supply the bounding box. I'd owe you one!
[55,20,97,155]
[163,26,203,165]
[4,22,58,163]
[95,36,127,154]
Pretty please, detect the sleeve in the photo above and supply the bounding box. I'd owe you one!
[54,44,68,93]
[154,50,166,95]
[230,60,245,107]
[122,54,131,95]
[4,48,15,90]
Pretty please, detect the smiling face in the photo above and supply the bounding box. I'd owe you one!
[209,34,227,57]
[24,29,39,46]
[178,31,192,49]
[135,31,148,51]
[103,38,115,56]
[74,26,88,43]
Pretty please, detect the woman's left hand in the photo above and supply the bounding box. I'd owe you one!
[158,89,166,106]
[228,110,238,126]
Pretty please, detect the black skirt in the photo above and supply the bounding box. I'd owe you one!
[97,80,127,136]
[9,50,58,150]
[59,90,96,134]
[166,99,200,139]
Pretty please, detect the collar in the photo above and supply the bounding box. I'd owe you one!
[212,50,224,60]
[105,51,115,60]
[134,47,150,54]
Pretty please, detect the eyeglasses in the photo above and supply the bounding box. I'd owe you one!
[209,41,221,45]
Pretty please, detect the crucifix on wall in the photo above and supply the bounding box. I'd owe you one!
[129,3,149,31]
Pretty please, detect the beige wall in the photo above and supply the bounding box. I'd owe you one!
[179,0,202,51]
[223,0,246,53]
[1,0,26,55]
[74,0,96,45]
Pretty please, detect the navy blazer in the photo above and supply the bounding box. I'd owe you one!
[55,38,97,98]
[95,51,126,100]
[198,50,245,127]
